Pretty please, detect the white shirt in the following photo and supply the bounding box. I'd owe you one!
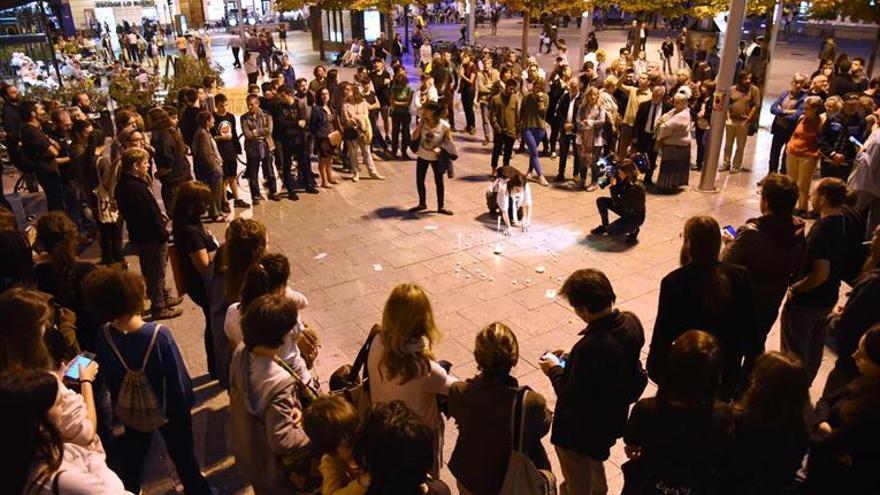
[27,443,130,495]
[224,287,311,383]
[420,43,432,61]
[416,120,449,161]
[492,179,533,225]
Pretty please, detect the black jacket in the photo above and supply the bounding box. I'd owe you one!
[633,99,671,148]
[151,129,193,185]
[554,90,583,133]
[648,261,758,400]
[826,268,880,390]
[549,310,645,460]
[115,172,169,244]
[610,180,646,219]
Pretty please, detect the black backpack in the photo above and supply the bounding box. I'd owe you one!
[610,312,648,404]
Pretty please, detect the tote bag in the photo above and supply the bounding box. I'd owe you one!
[499,388,557,495]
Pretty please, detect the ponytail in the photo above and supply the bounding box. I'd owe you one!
[238,253,290,312]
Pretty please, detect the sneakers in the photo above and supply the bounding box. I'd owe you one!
[550,152,558,159]
[148,306,183,321]
[590,225,607,235]
[352,175,360,182]
[626,228,641,245]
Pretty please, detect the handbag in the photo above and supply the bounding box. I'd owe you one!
[93,185,119,223]
[499,388,557,495]
[328,130,342,147]
[329,324,380,417]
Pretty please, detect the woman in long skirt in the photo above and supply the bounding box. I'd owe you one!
[655,93,693,191]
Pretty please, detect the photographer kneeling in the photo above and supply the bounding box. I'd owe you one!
[591,159,646,244]
[487,166,533,235]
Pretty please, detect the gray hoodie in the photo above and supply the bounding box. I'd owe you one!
[227,344,310,494]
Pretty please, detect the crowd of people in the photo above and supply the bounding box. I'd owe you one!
[1,13,880,495]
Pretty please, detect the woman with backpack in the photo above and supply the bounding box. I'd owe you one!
[366,283,458,477]
[227,293,312,495]
[83,267,212,495]
[622,330,733,495]
[0,370,127,495]
[447,322,552,495]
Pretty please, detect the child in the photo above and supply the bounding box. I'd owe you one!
[303,396,369,495]
[212,93,247,209]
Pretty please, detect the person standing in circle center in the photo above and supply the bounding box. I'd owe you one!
[410,101,454,215]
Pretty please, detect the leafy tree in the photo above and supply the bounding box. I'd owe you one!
[810,0,879,76]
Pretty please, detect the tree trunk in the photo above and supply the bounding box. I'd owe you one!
[757,11,773,91]
[522,11,529,59]
[404,5,410,54]
[316,7,325,61]
[386,1,395,40]
[869,25,880,78]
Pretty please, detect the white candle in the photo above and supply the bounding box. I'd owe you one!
[497,216,501,232]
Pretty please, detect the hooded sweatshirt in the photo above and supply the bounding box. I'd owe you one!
[227,344,310,494]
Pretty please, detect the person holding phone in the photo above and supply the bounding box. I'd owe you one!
[539,269,645,495]
[0,288,101,453]
[722,173,806,373]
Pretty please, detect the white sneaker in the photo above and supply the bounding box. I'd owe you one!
[352,175,360,182]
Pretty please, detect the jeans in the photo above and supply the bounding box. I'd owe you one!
[245,150,277,200]
[98,220,124,264]
[416,158,445,208]
[119,409,211,495]
[461,89,476,130]
[391,113,411,155]
[557,133,581,178]
[662,55,673,74]
[786,154,818,211]
[274,140,296,192]
[160,180,183,216]
[555,445,608,495]
[346,140,377,178]
[695,127,708,170]
[780,300,833,384]
[722,121,750,170]
[491,134,515,172]
[206,175,225,215]
[231,46,241,67]
[479,101,492,141]
[522,127,546,176]
[131,241,171,312]
[597,197,644,235]
[769,131,793,174]
[36,169,64,212]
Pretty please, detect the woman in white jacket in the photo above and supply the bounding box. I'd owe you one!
[655,93,693,191]
[228,293,311,495]
[1,370,129,495]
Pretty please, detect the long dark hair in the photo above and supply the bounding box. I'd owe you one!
[35,211,79,293]
[221,218,268,302]
[147,107,187,155]
[239,253,290,312]
[657,330,723,408]
[0,288,53,373]
[680,215,732,317]
[172,181,212,225]
[0,370,62,495]
[736,351,811,443]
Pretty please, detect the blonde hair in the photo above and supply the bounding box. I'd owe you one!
[379,284,440,383]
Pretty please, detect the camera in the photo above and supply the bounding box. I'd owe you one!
[596,154,619,189]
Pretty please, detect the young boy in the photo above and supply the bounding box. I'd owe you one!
[212,93,247,209]
[303,396,369,495]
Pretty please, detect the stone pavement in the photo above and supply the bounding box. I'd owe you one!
[127,18,874,495]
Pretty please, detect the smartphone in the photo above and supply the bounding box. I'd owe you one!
[541,352,566,368]
[849,136,863,148]
[64,352,96,381]
[723,225,737,239]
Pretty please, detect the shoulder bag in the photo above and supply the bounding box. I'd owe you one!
[498,388,557,495]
